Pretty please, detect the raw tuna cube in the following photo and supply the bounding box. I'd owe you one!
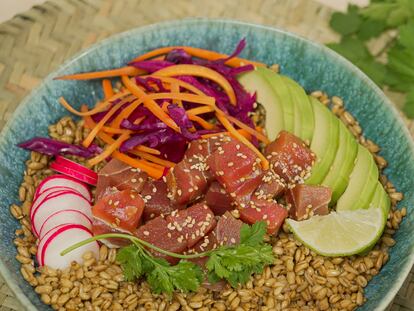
[239,199,288,235]
[141,180,174,221]
[207,140,263,206]
[96,159,148,200]
[135,216,187,264]
[255,169,286,200]
[91,218,130,248]
[265,131,315,185]
[166,158,210,206]
[166,203,216,248]
[92,189,144,233]
[205,181,235,215]
[285,184,331,220]
[185,136,232,160]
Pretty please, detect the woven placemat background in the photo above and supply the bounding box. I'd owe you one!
[0,0,413,310]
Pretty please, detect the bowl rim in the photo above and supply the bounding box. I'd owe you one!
[1,17,413,311]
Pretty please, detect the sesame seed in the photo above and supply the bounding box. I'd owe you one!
[143,231,149,236]
[131,178,137,183]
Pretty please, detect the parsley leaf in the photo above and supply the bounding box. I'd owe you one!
[398,21,414,50]
[403,90,414,118]
[240,221,267,246]
[116,245,143,282]
[330,5,362,36]
[356,19,387,40]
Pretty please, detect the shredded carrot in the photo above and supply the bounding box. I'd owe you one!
[110,98,143,129]
[201,129,251,140]
[88,132,130,166]
[101,126,130,134]
[147,92,215,106]
[129,46,265,68]
[136,145,161,155]
[55,66,145,80]
[187,106,215,116]
[226,114,270,144]
[130,150,175,167]
[102,79,114,100]
[151,76,206,96]
[58,91,130,116]
[216,112,269,170]
[82,96,134,148]
[161,101,169,112]
[154,65,236,106]
[170,81,182,107]
[112,151,164,179]
[121,75,180,133]
[188,115,215,130]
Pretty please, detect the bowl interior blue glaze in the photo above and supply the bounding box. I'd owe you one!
[0,19,413,310]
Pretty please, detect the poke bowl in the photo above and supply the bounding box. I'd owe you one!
[0,19,413,311]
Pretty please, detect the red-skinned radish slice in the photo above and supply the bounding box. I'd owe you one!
[38,209,92,239]
[31,190,92,237]
[50,162,97,186]
[34,175,92,202]
[30,187,74,221]
[55,156,98,179]
[37,224,99,269]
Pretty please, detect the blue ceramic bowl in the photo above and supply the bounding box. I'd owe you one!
[0,19,413,310]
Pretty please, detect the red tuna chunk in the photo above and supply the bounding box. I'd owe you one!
[91,218,130,248]
[96,159,148,200]
[239,199,288,235]
[166,203,216,248]
[185,136,232,160]
[255,169,286,200]
[285,184,331,220]
[135,216,187,264]
[141,180,174,221]
[265,131,315,185]
[205,181,235,215]
[92,189,144,233]
[207,139,263,206]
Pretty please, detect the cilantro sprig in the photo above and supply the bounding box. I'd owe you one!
[61,221,275,295]
[327,0,414,117]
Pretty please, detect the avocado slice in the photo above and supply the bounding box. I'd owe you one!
[305,96,340,185]
[281,76,302,138]
[238,68,284,140]
[282,76,315,144]
[369,181,391,222]
[322,121,358,204]
[336,145,379,211]
[260,70,295,134]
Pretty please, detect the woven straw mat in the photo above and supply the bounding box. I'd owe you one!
[0,0,413,310]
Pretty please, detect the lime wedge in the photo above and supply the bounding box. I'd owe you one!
[286,207,385,257]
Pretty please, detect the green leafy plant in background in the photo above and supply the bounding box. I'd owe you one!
[327,0,414,117]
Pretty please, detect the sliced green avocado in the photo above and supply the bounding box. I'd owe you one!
[282,76,315,144]
[369,181,391,222]
[322,121,358,204]
[305,96,340,185]
[336,145,379,211]
[238,68,284,140]
[260,69,295,134]
[281,76,302,138]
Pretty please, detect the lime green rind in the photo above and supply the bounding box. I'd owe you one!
[369,181,391,223]
[282,76,315,144]
[305,96,340,185]
[238,68,285,141]
[286,207,385,257]
[336,145,379,211]
[322,122,358,204]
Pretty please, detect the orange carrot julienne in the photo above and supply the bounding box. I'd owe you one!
[201,129,251,140]
[216,112,269,170]
[145,92,215,106]
[110,98,143,129]
[59,91,130,116]
[187,106,215,116]
[154,65,236,106]
[121,75,180,133]
[102,79,114,100]
[101,127,130,134]
[129,46,265,68]
[188,115,215,130]
[55,66,145,80]
[170,81,182,107]
[130,150,175,168]
[226,114,270,144]
[150,76,206,96]
[88,132,130,166]
[112,151,164,179]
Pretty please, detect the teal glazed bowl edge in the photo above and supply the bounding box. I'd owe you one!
[0,19,413,311]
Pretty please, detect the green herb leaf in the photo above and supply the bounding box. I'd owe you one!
[358,59,387,85]
[240,221,267,246]
[398,21,414,50]
[330,5,362,36]
[360,2,398,21]
[356,19,387,40]
[403,89,414,118]
[116,245,144,282]
[327,37,372,63]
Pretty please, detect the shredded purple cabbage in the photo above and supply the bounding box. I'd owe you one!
[120,119,167,131]
[130,60,174,73]
[167,105,200,141]
[18,137,99,158]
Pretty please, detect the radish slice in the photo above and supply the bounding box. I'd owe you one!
[30,187,74,221]
[55,156,98,179]
[34,175,92,202]
[50,162,97,186]
[37,224,99,269]
[32,190,92,237]
[39,209,92,239]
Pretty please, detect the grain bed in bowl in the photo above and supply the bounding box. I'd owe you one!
[10,92,405,311]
